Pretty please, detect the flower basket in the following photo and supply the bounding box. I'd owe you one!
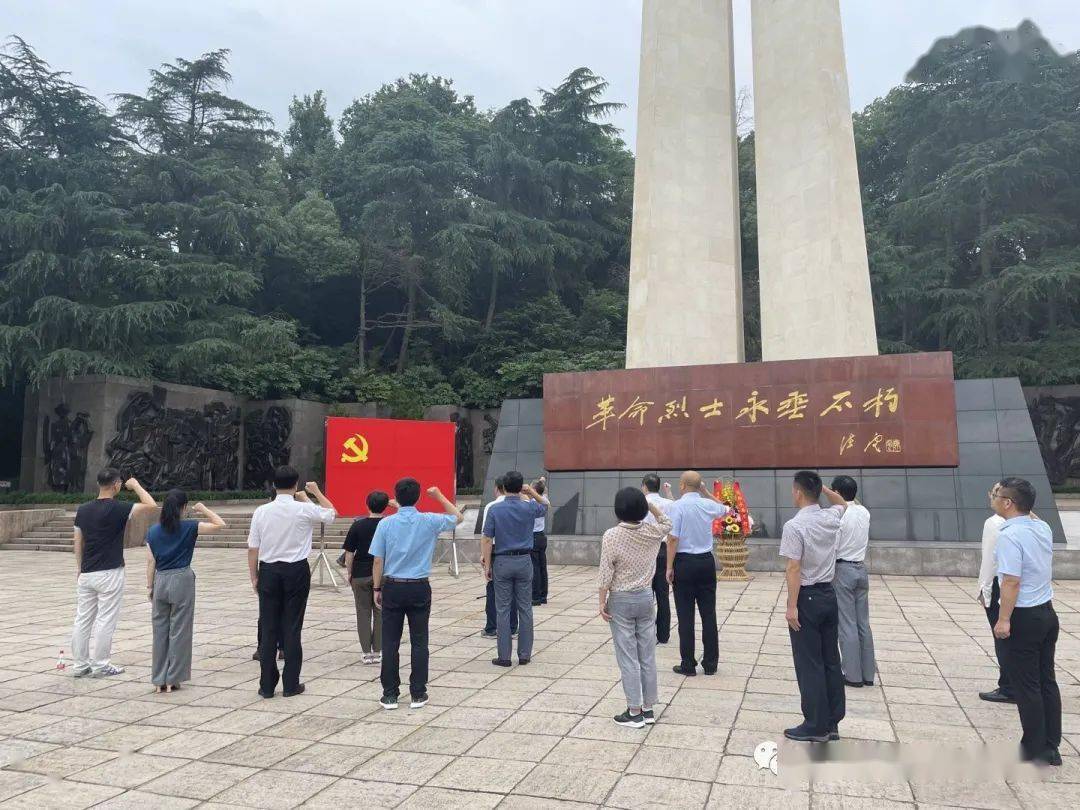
[712,479,752,582]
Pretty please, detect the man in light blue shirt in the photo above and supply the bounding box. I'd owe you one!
[482,470,547,667]
[371,478,463,710]
[992,477,1061,767]
[665,471,731,676]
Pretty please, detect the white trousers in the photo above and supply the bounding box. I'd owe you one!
[71,567,125,672]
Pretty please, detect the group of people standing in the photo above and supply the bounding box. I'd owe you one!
[67,461,1061,765]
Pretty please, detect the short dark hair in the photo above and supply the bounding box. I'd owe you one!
[274,465,300,490]
[367,490,390,513]
[831,475,858,502]
[642,473,661,493]
[395,477,421,507]
[793,470,822,500]
[96,468,122,488]
[998,477,1036,513]
[614,487,649,522]
[503,471,524,494]
[533,479,546,496]
[493,476,506,493]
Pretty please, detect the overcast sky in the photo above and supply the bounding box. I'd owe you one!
[7,1,1079,149]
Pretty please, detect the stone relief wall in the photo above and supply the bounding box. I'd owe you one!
[244,406,293,490]
[105,387,241,491]
[1029,394,1080,486]
[41,404,93,492]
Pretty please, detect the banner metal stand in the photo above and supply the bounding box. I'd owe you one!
[311,523,340,590]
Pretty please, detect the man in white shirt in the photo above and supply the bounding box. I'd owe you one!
[247,465,336,698]
[641,474,674,644]
[530,477,551,606]
[829,476,876,688]
[479,478,516,638]
[666,471,731,675]
[977,483,1014,704]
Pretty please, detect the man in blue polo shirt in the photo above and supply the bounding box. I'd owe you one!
[992,477,1061,767]
[481,470,547,667]
[371,478,463,710]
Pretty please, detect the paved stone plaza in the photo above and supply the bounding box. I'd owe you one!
[0,548,1077,809]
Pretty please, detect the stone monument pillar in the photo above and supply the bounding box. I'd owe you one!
[752,0,878,361]
[625,0,744,369]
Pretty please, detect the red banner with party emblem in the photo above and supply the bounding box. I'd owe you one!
[324,417,456,518]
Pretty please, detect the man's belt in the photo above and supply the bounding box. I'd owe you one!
[383,576,429,583]
[493,549,531,557]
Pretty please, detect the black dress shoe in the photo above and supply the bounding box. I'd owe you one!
[703,667,717,676]
[283,684,305,698]
[251,651,259,661]
[863,680,874,687]
[492,658,512,667]
[978,688,1016,704]
[1045,748,1063,767]
[258,689,274,699]
[844,680,863,688]
[784,724,830,743]
[672,665,696,676]
[828,725,840,741]
[518,658,530,665]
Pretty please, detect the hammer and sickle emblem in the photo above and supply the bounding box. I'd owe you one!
[341,433,369,463]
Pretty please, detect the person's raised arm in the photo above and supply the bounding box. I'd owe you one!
[305,481,335,511]
[126,477,157,516]
[193,502,226,535]
[427,486,464,525]
[822,485,847,511]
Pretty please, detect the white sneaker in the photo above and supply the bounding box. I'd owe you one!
[92,664,124,678]
[72,667,92,678]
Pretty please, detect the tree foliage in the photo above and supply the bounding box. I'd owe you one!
[3,20,1080,425]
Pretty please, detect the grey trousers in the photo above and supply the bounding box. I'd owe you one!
[494,554,533,661]
[608,589,658,709]
[151,566,196,687]
[350,576,382,653]
[833,561,876,683]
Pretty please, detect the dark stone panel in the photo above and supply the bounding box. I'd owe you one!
[513,452,545,479]
[749,508,778,539]
[777,507,799,528]
[500,400,520,426]
[960,509,993,542]
[518,399,544,427]
[992,378,1028,411]
[958,443,1003,475]
[910,510,960,542]
[906,474,959,509]
[999,442,1051,477]
[956,410,999,443]
[957,475,1001,509]
[738,475,777,509]
[492,426,518,454]
[545,473,583,508]
[907,467,958,476]
[868,508,910,541]
[860,475,908,508]
[550,500,581,535]
[996,410,1037,443]
[955,379,995,411]
[517,425,546,453]
[584,476,620,508]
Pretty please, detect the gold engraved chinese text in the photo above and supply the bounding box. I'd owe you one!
[586,395,616,431]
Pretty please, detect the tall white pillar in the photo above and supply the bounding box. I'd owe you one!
[752,0,878,361]
[625,0,744,369]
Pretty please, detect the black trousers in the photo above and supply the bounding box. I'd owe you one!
[789,582,846,734]
[652,551,670,643]
[257,560,310,693]
[1003,601,1061,760]
[531,531,549,603]
[381,580,431,698]
[984,577,1011,696]
[673,552,718,669]
[484,579,517,634]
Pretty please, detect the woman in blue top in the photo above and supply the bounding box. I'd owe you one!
[145,490,226,693]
